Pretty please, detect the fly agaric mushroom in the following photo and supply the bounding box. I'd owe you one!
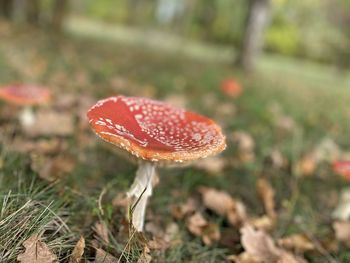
[87,96,226,231]
[221,78,242,98]
[0,84,50,127]
[333,161,350,180]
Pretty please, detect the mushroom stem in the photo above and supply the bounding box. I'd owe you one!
[19,106,35,127]
[127,161,156,231]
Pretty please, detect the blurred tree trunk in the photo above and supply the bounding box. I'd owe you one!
[26,0,39,24]
[127,0,142,24]
[238,0,271,72]
[0,0,13,18]
[52,0,68,32]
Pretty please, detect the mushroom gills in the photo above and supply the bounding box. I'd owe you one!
[127,162,156,231]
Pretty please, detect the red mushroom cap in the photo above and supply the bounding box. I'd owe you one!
[221,78,242,98]
[0,84,51,106]
[87,96,226,162]
[333,161,350,180]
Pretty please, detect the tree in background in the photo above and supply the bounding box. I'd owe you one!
[26,0,40,25]
[0,0,13,18]
[0,0,68,32]
[52,0,69,32]
[238,0,272,72]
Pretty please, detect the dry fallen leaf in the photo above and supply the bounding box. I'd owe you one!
[31,154,76,182]
[23,110,74,137]
[93,222,109,244]
[199,187,236,216]
[241,225,281,263]
[295,154,317,177]
[227,252,262,263]
[171,197,197,220]
[232,131,255,162]
[194,156,227,175]
[164,94,188,108]
[69,237,85,263]
[333,220,350,247]
[232,132,255,153]
[94,248,117,263]
[277,234,315,253]
[240,225,307,263]
[199,187,247,226]
[186,212,220,245]
[17,235,58,263]
[215,102,237,120]
[268,149,287,169]
[187,212,207,236]
[164,222,179,243]
[11,138,67,155]
[256,178,277,220]
[148,237,170,251]
[248,215,275,232]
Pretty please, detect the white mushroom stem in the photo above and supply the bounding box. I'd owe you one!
[19,107,35,127]
[127,161,156,231]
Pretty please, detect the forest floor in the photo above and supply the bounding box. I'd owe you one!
[1,19,350,262]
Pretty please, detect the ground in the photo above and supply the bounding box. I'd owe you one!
[1,19,350,262]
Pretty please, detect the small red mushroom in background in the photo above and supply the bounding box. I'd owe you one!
[87,95,226,231]
[0,84,50,127]
[220,78,242,98]
[333,161,350,180]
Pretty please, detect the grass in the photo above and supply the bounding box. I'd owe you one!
[0,19,350,262]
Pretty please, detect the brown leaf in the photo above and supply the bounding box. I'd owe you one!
[333,220,350,247]
[256,179,277,220]
[199,187,236,216]
[295,154,317,177]
[31,155,76,182]
[17,235,58,263]
[232,132,255,153]
[241,225,281,263]
[277,234,315,253]
[232,131,255,162]
[94,248,117,263]
[268,149,288,169]
[145,221,164,238]
[170,197,197,220]
[186,212,220,245]
[148,237,170,250]
[227,200,248,227]
[199,187,247,226]
[93,222,109,244]
[187,212,207,236]
[194,157,227,175]
[202,222,221,246]
[11,138,67,155]
[163,222,179,243]
[215,102,237,119]
[69,237,85,263]
[248,216,275,232]
[240,225,307,263]
[23,110,74,137]
[164,94,188,108]
[227,252,262,263]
